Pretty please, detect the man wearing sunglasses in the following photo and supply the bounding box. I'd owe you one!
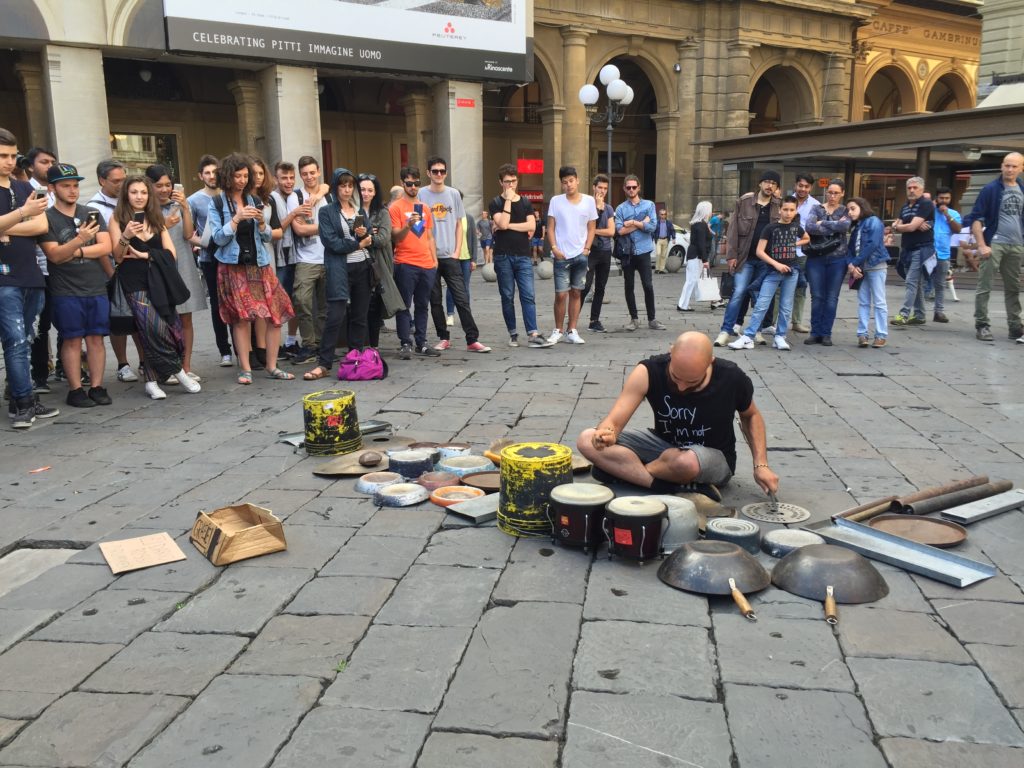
[615,175,664,331]
[390,166,438,359]
[420,156,490,353]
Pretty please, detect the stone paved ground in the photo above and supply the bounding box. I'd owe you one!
[1,268,1023,767]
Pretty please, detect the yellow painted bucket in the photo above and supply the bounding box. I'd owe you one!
[498,442,573,537]
[303,389,361,456]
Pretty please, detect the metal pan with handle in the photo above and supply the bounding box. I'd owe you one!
[771,544,888,624]
[658,540,770,621]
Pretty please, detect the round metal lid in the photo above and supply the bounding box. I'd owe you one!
[741,501,811,523]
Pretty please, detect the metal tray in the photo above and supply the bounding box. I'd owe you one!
[940,488,1024,525]
[804,517,995,587]
[867,514,967,548]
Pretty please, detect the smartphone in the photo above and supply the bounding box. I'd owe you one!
[86,211,100,227]
[33,189,47,200]
[353,214,365,230]
[173,183,184,195]
[254,200,264,210]
[414,203,422,216]
[133,212,145,224]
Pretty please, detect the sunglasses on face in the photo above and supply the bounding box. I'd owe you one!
[429,168,446,175]
[625,185,638,191]
[403,180,419,187]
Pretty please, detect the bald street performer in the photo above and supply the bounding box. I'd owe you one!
[578,331,780,497]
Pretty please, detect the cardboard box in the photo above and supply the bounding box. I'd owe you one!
[190,504,286,566]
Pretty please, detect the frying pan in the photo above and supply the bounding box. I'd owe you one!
[771,544,888,624]
[658,540,770,621]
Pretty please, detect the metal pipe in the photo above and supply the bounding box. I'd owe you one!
[889,476,989,513]
[833,496,897,522]
[904,480,1014,517]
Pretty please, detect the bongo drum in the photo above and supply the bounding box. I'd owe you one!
[603,496,669,563]
[548,483,615,551]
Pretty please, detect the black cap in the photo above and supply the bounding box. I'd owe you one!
[759,170,781,186]
[47,163,84,183]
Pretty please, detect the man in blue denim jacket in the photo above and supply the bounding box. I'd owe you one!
[615,175,664,332]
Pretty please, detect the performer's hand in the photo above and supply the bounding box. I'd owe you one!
[754,465,779,495]
[591,427,617,451]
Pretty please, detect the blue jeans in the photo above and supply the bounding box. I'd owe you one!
[445,259,472,315]
[805,255,847,336]
[929,258,948,313]
[493,253,538,336]
[719,261,756,333]
[0,286,45,402]
[858,268,888,338]
[744,266,799,338]
[898,246,932,320]
[394,263,436,348]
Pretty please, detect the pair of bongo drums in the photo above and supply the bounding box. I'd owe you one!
[547,484,670,563]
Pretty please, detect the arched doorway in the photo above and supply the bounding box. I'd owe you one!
[748,65,817,133]
[864,65,915,119]
[926,72,972,113]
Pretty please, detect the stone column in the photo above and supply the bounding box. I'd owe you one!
[431,80,483,215]
[399,92,432,173]
[15,57,49,150]
[724,42,754,139]
[822,53,851,126]
[228,76,264,157]
[538,105,565,199]
[651,112,679,215]
[675,40,699,216]
[40,45,111,199]
[261,65,322,166]
[561,26,592,182]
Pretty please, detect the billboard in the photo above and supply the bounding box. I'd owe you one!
[163,0,530,82]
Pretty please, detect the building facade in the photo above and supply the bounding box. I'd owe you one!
[0,0,981,216]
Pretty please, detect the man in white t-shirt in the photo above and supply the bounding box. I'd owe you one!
[286,155,329,364]
[546,165,596,345]
[270,161,303,357]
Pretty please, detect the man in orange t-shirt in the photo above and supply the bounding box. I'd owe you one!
[390,165,438,359]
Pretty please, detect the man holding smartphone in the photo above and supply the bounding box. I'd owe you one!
[390,165,438,359]
[39,163,113,407]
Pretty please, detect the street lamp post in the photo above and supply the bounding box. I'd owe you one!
[578,64,634,178]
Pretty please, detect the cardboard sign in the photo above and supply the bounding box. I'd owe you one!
[99,532,187,575]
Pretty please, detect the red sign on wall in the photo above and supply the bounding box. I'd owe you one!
[456,98,476,108]
[520,189,544,203]
[517,158,544,175]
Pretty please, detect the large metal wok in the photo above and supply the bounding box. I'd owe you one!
[658,540,770,621]
[771,544,888,624]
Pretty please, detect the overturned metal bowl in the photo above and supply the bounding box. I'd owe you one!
[771,544,888,604]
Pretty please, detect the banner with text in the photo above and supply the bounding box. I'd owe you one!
[163,0,529,82]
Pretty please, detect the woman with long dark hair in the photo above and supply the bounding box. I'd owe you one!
[145,164,206,381]
[247,156,285,368]
[359,172,401,349]
[804,178,851,346]
[846,197,890,348]
[207,152,294,384]
[108,176,199,400]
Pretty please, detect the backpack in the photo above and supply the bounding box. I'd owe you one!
[336,347,388,381]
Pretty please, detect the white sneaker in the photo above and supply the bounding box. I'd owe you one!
[773,335,791,350]
[219,354,233,367]
[164,375,179,385]
[446,314,455,326]
[754,332,767,345]
[763,325,776,335]
[728,335,755,350]
[116,364,138,383]
[175,370,202,393]
[566,329,585,344]
[1016,336,1024,344]
[547,329,563,344]
[733,324,742,335]
[186,371,202,382]
[508,336,520,347]
[713,332,730,347]
[144,381,167,400]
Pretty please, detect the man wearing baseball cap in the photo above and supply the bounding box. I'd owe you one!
[39,163,113,407]
[714,170,781,347]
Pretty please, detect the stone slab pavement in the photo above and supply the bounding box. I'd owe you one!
[1,271,1023,766]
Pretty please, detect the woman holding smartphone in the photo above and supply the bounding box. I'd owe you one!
[359,172,401,349]
[109,176,200,400]
[248,157,284,368]
[303,167,371,380]
[207,153,294,384]
[145,164,206,382]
